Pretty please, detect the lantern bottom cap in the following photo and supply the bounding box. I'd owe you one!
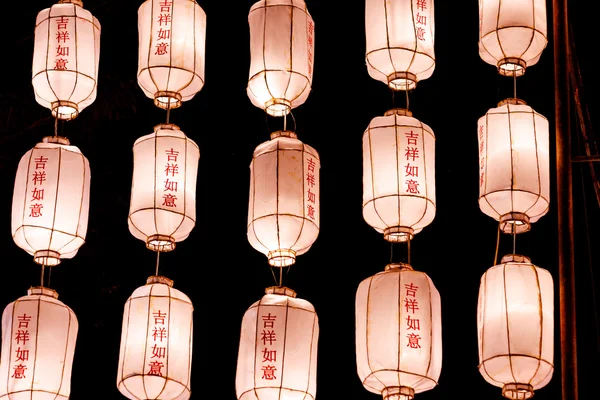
[387,72,417,91]
[498,58,527,77]
[154,91,182,110]
[384,226,414,243]
[268,249,296,267]
[147,235,176,252]
[499,212,531,234]
[383,386,415,400]
[502,383,534,399]
[34,250,61,267]
[51,100,78,121]
[265,98,291,117]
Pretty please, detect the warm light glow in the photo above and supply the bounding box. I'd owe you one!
[11,136,90,266]
[478,0,547,76]
[477,254,554,399]
[247,0,314,116]
[478,99,549,233]
[363,109,435,242]
[236,286,319,400]
[247,131,320,266]
[0,287,78,400]
[117,276,193,400]
[365,0,435,90]
[128,124,200,252]
[138,0,206,109]
[32,0,101,120]
[356,263,442,400]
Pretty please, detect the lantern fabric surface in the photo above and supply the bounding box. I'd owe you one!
[117,276,193,400]
[477,254,554,399]
[247,131,320,267]
[365,0,435,90]
[247,0,315,116]
[236,286,318,400]
[478,0,547,76]
[0,287,78,400]
[11,136,90,267]
[128,124,200,252]
[478,99,549,233]
[363,109,435,242]
[356,263,442,400]
[138,0,207,109]
[32,0,101,120]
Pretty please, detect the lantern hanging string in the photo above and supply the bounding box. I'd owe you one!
[512,227,517,254]
[54,115,58,138]
[513,73,517,100]
[407,235,411,265]
[405,87,410,112]
[40,263,45,287]
[494,221,501,265]
[155,250,161,276]
[166,106,171,124]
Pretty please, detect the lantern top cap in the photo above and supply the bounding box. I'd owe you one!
[500,254,532,264]
[498,98,527,107]
[58,0,83,6]
[270,130,297,140]
[146,275,174,287]
[42,136,70,145]
[384,262,414,271]
[384,108,413,117]
[154,123,181,132]
[27,286,59,299]
[265,286,297,298]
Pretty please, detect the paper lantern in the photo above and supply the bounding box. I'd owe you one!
[247,0,314,116]
[236,286,318,400]
[363,109,435,242]
[478,0,548,76]
[117,276,193,400]
[32,0,101,120]
[128,124,200,252]
[247,130,320,267]
[477,254,554,399]
[365,0,435,90]
[478,98,549,233]
[0,287,78,400]
[138,0,207,109]
[11,136,90,266]
[356,263,442,400]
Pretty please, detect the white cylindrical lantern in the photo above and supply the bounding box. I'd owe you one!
[363,109,435,242]
[0,287,78,400]
[11,136,90,266]
[478,98,549,234]
[478,0,548,76]
[128,124,200,252]
[117,276,193,400]
[138,0,207,109]
[32,0,101,120]
[247,0,314,117]
[477,254,554,399]
[356,263,442,400]
[247,130,320,267]
[236,286,319,400]
[365,0,435,91]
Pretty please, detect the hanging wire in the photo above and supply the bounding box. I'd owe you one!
[155,251,161,276]
[390,241,394,264]
[54,115,59,138]
[166,106,171,124]
[407,235,411,265]
[405,87,410,112]
[513,72,517,100]
[40,263,45,287]
[493,221,501,265]
[512,228,517,254]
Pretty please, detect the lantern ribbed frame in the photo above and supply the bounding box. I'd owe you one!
[247,0,314,116]
[137,0,207,110]
[477,254,554,399]
[478,0,548,76]
[365,0,435,90]
[0,287,78,400]
[32,0,100,120]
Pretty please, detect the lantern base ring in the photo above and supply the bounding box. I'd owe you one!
[498,58,527,77]
[147,235,176,252]
[384,226,414,243]
[34,250,61,267]
[387,72,417,91]
[265,98,291,117]
[268,249,296,267]
[382,386,415,400]
[154,91,182,110]
[499,212,531,234]
[502,383,534,399]
[51,101,79,121]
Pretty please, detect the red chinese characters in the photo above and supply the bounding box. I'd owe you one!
[148,310,168,376]
[54,16,71,70]
[404,130,421,194]
[306,157,317,220]
[11,314,32,380]
[155,1,172,56]
[260,313,278,380]
[307,20,315,76]
[403,283,422,349]
[29,156,49,218]
[478,124,485,188]
[415,0,428,41]
[163,148,179,208]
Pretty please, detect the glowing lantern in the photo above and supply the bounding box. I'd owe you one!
[363,109,435,242]
[478,98,549,233]
[117,276,193,400]
[478,0,548,76]
[11,136,90,266]
[128,124,200,252]
[477,254,554,399]
[32,0,101,120]
[247,0,315,116]
[356,263,442,400]
[365,0,435,90]
[247,130,320,267]
[138,0,207,109]
[236,286,318,400]
[0,287,78,400]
